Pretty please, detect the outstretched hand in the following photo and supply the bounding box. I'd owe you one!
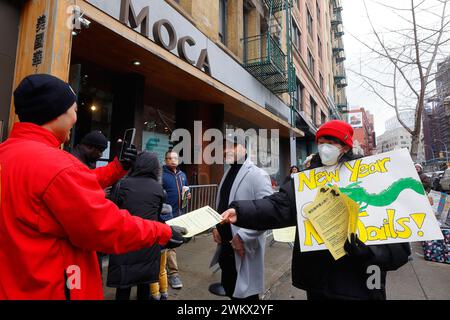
[165,225,191,249]
[221,208,237,224]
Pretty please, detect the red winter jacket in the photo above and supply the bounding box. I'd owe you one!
[0,123,172,300]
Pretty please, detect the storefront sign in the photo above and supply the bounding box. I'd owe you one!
[117,0,210,75]
[32,15,47,67]
[85,0,292,122]
[142,131,171,165]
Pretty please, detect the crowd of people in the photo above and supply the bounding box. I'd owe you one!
[0,73,422,301]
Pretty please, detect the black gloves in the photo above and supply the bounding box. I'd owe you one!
[165,226,190,249]
[344,233,373,259]
[119,144,137,170]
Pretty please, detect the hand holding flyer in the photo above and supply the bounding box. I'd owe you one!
[182,186,190,209]
[303,186,351,260]
[166,206,222,238]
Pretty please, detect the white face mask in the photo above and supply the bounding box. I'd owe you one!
[318,144,342,166]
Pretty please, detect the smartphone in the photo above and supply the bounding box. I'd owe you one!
[119,128,136,161]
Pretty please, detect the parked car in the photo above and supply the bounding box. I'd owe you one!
[439,168,450,193]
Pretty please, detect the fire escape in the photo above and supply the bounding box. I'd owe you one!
[331,0,348,112]
[241,0,296,125]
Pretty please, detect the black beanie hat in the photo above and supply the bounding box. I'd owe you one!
[14,74,77,125]
[81,131,108,150]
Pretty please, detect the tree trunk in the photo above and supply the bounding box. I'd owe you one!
[410,132,420,162]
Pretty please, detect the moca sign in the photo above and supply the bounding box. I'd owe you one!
[120,0,211,75]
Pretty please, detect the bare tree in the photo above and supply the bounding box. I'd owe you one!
[348,0,450,160]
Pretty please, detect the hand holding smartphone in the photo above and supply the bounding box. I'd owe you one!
[119,128,136,162]
[119,128,137,170]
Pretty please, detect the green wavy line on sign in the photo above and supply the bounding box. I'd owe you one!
[338,177,425,209]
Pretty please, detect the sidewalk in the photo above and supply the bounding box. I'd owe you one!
[102,232,293,300]
[265,242,450,300]
[102,237,450,300]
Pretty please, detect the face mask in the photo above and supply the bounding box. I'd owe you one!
[318,144,342,166]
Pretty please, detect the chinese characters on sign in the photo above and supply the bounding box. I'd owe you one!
[32,15,47,67]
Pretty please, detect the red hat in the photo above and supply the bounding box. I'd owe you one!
[316,120,354,148]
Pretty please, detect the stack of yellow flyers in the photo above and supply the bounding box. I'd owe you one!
[340,193,360,239]
[303,185,360,260]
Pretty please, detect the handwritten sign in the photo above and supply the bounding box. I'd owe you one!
[294,149,443,252]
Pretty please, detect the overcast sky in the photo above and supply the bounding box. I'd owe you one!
[341,0,449,136]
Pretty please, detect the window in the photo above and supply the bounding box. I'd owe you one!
[319,73,324,91]
[307,50,315,75]
[307,8,313,37]
[292,19,301,52]
[310,97,317,125]
[316,1,321,24]
[219,0,227,44]
[317,36,322,60]
[321,111,326,124]
[294,79,304,111]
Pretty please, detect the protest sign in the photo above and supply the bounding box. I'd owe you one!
[293,149,443,253]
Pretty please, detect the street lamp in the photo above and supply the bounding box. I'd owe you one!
[434,139,449,164]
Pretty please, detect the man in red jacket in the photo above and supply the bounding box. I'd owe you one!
[0,74,187,300]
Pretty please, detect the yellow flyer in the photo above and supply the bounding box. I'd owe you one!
[303,186,349,260]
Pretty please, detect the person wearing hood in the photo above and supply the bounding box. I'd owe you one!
[0,74,187,300]
[107,152,178,300]
[221,120,411,300]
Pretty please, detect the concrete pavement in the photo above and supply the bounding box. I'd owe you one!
[102,231,292,300]
[264,242,450,300]
[102,235,450,300]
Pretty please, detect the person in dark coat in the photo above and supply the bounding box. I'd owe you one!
[282,165,300,185]
[415,163,432,193]
[72,131,108,169]
[107,152,167,300]
[72,131,116,274]
[221,120,411,300]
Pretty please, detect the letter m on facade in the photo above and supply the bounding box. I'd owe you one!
[120,0,149,37]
